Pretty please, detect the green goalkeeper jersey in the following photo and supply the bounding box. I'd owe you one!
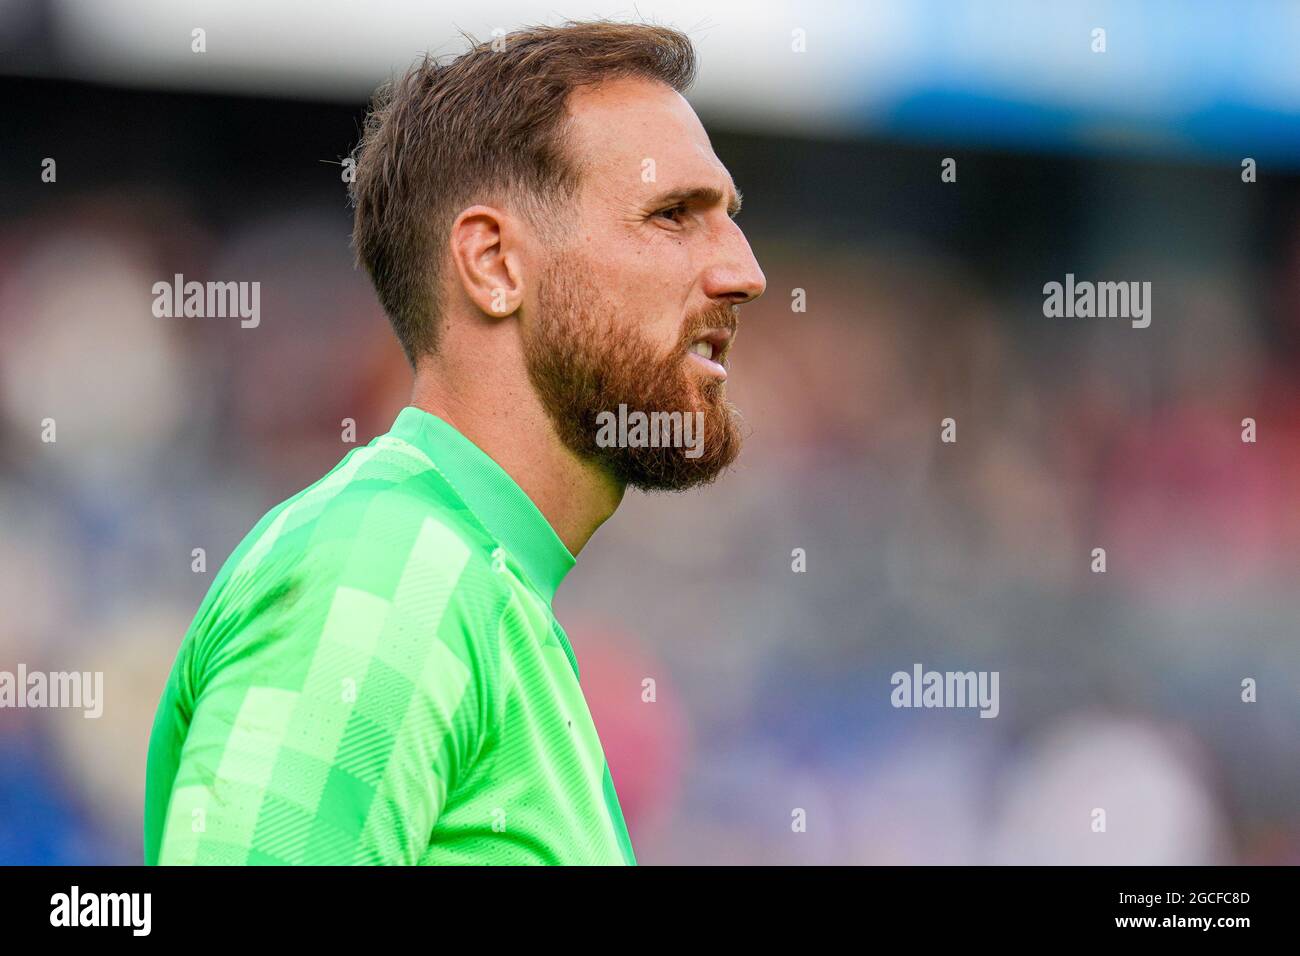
[144,406,636,866]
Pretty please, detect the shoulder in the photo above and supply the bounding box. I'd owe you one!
[191,440,511,683]
[234,437,504,594]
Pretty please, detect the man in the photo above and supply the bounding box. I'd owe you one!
[144,20,765,865]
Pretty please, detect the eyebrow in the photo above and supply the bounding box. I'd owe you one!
[646,184,743,218]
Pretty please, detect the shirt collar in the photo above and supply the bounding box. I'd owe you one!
[387,405,575,604]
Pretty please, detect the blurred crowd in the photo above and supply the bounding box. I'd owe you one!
[1,87,1298,865]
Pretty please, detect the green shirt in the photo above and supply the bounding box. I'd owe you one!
[144,406,636,865]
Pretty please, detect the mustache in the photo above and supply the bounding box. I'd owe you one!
[677,303,739,349]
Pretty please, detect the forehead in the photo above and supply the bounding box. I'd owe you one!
[563,76,735,198]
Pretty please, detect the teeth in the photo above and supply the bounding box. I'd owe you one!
[691,341,713,360]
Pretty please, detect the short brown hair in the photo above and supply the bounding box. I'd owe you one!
[349,21,698,364]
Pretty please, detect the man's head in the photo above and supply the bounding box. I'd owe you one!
[350,21,766,491]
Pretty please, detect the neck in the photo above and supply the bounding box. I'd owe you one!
[409,345,624,558]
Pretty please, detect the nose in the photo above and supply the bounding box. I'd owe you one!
[702,219,766,306]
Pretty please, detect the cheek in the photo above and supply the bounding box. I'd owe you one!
[591,246,689,340]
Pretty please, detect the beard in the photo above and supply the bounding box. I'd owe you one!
[522,255,745,492]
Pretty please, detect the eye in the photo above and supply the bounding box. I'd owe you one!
[653,203,688,224]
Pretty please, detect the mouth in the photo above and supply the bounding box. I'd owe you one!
[685,328,734,380]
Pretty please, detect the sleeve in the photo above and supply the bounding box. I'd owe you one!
[153,514,504,865]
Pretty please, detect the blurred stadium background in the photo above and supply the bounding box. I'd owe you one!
[2,0,1299,864]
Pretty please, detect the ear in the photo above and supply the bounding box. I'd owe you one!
[448,204,525,319]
